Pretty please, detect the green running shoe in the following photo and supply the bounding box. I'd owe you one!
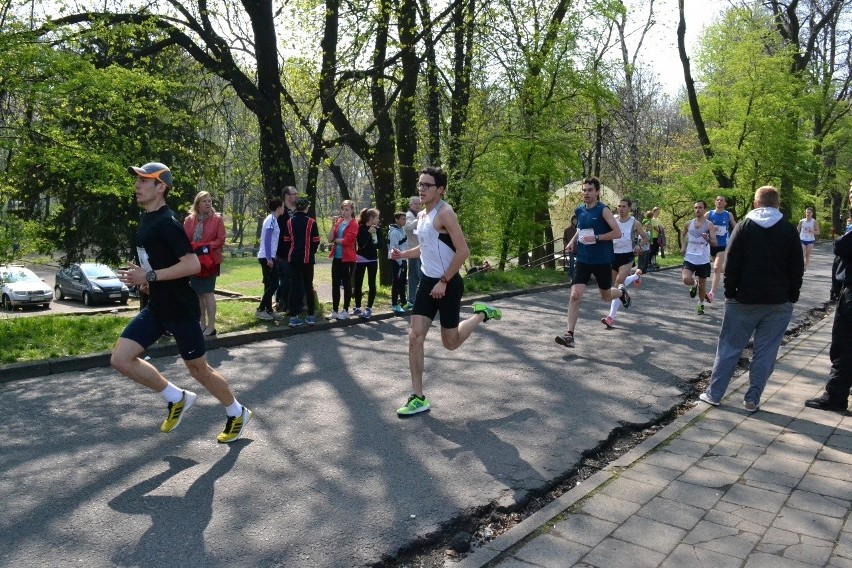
[689,285,697,298]
[697,303,705,315]
[217,406,252,443]
[397,394,430,416]
[161,390,197,433]
[473,302,502,322]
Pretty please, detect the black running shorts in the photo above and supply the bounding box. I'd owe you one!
[412,273,464,328]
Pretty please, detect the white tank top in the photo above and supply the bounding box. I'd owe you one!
[416,201,457,278]
[684,218,712,265]
[799,218,816,241]
[613,216,635,254]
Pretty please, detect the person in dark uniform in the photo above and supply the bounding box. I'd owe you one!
[806,182,852,413]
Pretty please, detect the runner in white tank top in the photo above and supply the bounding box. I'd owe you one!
[797,207,819,271]
[417,200,457,279]
[389,167,502,417]
[684,218,713,266]
[601,199,648,328]
[680,200,717,315]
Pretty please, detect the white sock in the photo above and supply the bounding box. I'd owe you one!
[624,274,638,286]
[609,299,620,319]
[160,382,184,404]
[225,400,243,418]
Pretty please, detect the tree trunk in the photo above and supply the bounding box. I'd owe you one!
[420,0,442,166]
[445,0,476,207]
[395,0,420,202]
[677,0,732,189]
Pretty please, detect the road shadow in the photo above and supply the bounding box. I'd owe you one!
[421,408,545,503]
[108,440,251,566]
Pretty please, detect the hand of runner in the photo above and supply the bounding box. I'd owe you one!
[117,262,145,286]
[430,281,446,299]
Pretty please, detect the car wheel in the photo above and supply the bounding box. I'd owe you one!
[55,286,65,300]
[83,292,92,306]
[2,294,12,311]
[120,296,129,305]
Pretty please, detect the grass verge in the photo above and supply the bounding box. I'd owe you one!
[1,265,567,365]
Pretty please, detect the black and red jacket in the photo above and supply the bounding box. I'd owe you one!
[282,212,320,264]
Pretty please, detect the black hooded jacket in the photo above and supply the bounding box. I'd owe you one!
[724,208,803,304]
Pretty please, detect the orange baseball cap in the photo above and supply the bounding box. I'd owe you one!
[128,162,173,188]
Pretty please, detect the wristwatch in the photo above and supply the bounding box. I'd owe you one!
[440,276,449,284]
[145,270,157,283]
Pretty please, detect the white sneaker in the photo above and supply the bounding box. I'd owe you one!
[337,310,350,320]
[633,269,642,288]
[255,310,274,321]
[327,311,339,320]
[699,393,720,406]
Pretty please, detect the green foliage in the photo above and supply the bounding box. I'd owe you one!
[455,1,605,264]
[1,24,219,264]
[0,213,45,261]
[692,7,819,212]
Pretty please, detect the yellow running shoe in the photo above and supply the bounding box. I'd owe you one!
[161,390,197,433]
[217,406,252,443]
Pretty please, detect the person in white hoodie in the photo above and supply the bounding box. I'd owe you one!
[699,186,804,412]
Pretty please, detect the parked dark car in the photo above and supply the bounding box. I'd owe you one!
[55,263,130,306]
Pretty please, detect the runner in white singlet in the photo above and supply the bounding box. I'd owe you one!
[389,166,502,416]
[600,198,648,328]
[797,207,819,271]
[680,200,717,315]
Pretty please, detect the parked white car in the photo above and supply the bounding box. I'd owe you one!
[0,265,53,310]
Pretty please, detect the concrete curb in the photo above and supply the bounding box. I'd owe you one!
[454,312,833,568]
[0,281,571,383]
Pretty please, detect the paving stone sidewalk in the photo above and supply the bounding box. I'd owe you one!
[458,312,852,568]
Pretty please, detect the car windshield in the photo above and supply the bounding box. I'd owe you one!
[1,268,42,283]
[82,265,118,279]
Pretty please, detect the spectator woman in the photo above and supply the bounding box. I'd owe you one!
[352,208,383,319]
[327,200,358,320]
[183,191,226,336]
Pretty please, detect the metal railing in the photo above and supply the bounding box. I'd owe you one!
[507,237,568,270]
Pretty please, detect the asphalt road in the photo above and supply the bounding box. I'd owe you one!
[0,244,835,567]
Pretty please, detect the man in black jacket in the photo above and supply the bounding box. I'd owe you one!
[699,186,804,412]
[275,186,299,313]
[281,198,320,326]
[806,182,852,413]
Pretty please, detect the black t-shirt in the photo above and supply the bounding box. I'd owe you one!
[136,205,200,321]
